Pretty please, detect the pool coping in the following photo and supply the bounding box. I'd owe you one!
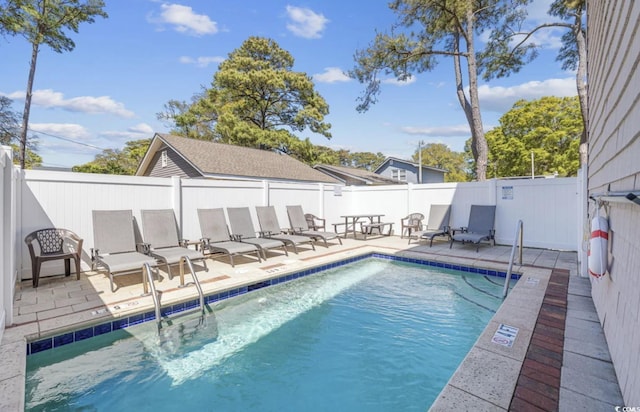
[3,243,554,411]
[24,252,519,356]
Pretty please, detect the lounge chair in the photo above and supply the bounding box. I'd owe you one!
[92,210,158,293]
[408,205,451,246]
[449,205,496,252]
[140,209,208,279]
[256,206,316,253]
[286,205,343,247]
[226,207,288,259]
[400,212,425,239]
[197,208,262,266]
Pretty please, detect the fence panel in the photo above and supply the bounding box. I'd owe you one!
[17,172,580,282]
[20,171,174,278]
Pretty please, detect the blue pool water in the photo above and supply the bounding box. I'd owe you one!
[26,258,514,411]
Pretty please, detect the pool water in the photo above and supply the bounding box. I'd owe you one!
[26,258,514,411]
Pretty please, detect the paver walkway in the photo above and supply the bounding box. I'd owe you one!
[510,269,624,411]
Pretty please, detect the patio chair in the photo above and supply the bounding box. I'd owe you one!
[286,205,343,247]
[400,212,425,239]
[256,206,316,254]
[197,208,262,266]
[449,205,496,252]
[92,210,158,293]
[226,207,288,259]
[140,209,208,279]
[24,228,83,288]
[408,205,451,246]
[304,213,326,231]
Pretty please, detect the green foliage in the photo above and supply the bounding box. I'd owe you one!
[0,0,108,52]
[168,36,332,164]
[349,0,532,181]
[0,96,41,168]
[0,0,108,168]
[412,143,468,182]
[72,139,150,175]
[478,96,582,178]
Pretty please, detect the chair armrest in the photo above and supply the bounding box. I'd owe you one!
[137,242,151,254]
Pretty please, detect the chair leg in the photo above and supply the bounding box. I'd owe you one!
[74,256,81,280]
[32,260,41,288]
[64,258,71,277]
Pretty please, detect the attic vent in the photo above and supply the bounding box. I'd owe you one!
[161,150,168,168]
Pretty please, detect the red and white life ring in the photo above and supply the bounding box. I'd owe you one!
[588,216,608,279]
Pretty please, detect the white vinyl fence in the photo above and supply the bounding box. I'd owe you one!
[1,163,583,333]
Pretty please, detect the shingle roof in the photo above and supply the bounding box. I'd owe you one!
[373,156,448,173]
[151,133,338,183]
[314,164,402,185]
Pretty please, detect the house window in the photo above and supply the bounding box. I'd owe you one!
[392,168,406,181]
[161,150,168,168]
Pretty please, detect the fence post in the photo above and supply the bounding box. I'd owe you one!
[263,180,270,205]
[318,183,325,217]
[577,167,588,277]
[171,176,182,231]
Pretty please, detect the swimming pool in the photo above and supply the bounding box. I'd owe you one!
[25,256,516,411]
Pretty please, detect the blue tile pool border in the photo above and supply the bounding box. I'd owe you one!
[26,253,520,356]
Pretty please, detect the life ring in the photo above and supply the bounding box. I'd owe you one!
[588,216,608,279]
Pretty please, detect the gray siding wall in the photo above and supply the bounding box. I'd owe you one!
[144,145,201,178]
[588,1,640,404]
[377,160,444,183]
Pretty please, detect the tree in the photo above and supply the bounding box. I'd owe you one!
[481,0,587,164]
[0,0,107,169]
[73,139,150,175]
[412,143,468,182]
[0,96,41,168]
[350,0,531,181]
[480,96,582,178]
[171,36,332,161]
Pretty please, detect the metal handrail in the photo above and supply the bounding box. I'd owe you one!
[142,262,162,324]
[179,256,205,314]
[503,220,523,298]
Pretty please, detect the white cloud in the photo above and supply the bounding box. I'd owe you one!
[153,3,218,36]
[401,124,472,137]
[382,75,416,86]
[179,55,225,68]
[313,67,351,83]
[285,5,328,39]
[478,77,577,112]
[101,123,155,139]
[3,89,134,118]
[30,123,90,138]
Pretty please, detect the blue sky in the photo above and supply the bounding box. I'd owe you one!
[1,0,578,168]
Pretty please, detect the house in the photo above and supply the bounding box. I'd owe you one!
[586,0,640,403]
[374,157,446,183]
[313,164,402,186]
[136,133,339,184]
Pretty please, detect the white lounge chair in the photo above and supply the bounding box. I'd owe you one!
[197,208,263,266]
[256,206,316,253]
[286,205,342,247]
[92,210,158,293]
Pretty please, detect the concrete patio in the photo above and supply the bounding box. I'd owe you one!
[0,234,623,411]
